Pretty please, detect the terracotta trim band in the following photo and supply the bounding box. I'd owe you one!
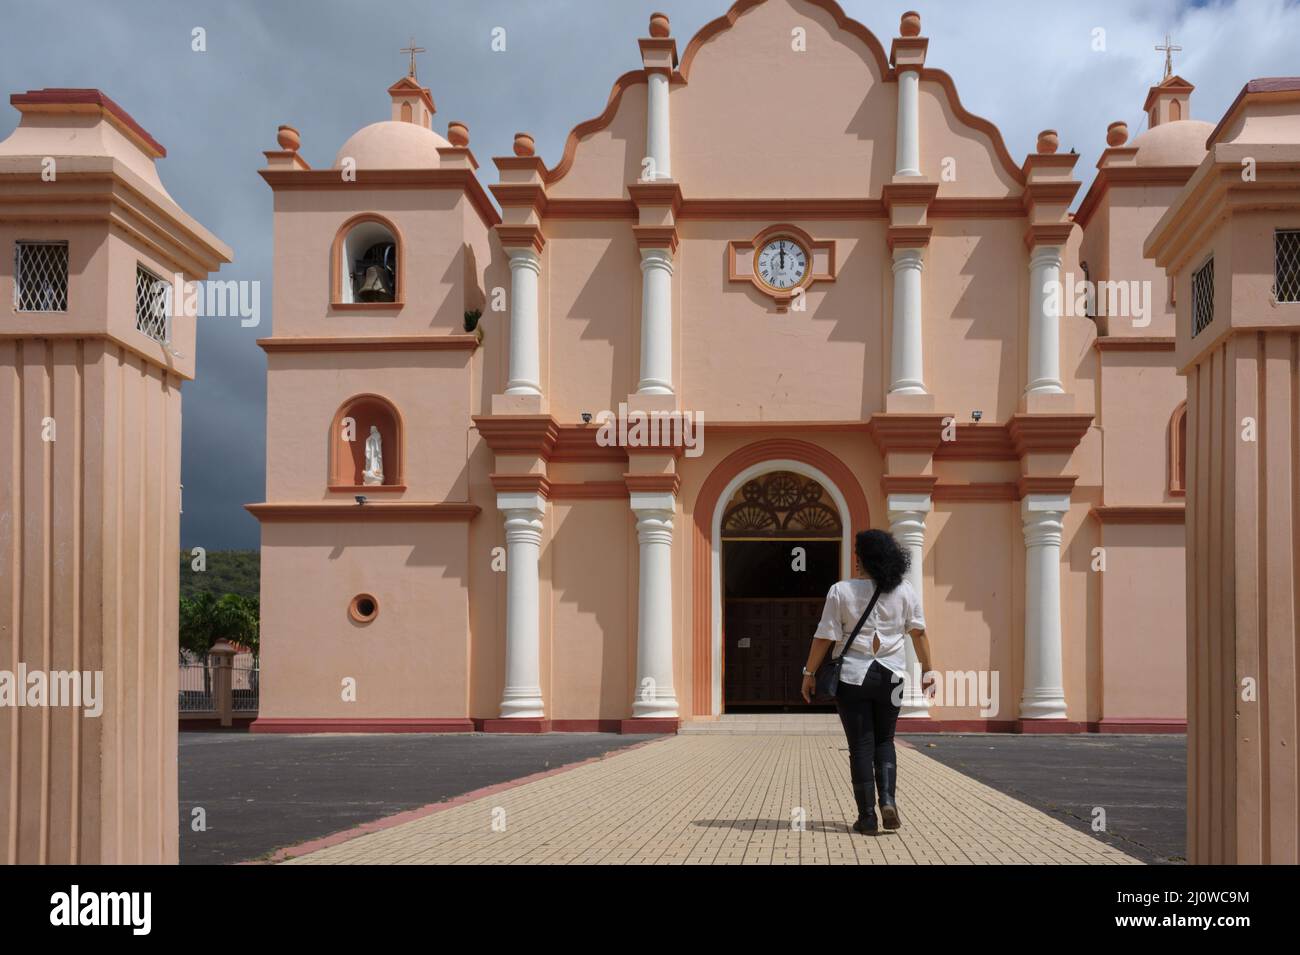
[552,424,627,463]
[251,718,474,734]
[530,195,1027,223]
[627,180,684,212]
[1016,474,1078,497]
[679,198,884,219]
[258,335,479,353]
[327,484,406,493]
[1090,504,1186,524]
[490,473,551,497]
[543,198,637,219]
[473,415,561,456]
[934,423,1017,460]
[624,473,681,495]
[888,224,932,250]
[1093,336,1176,352]
[245,502,480,522]
[548,481,629,500]
[931,481,1018,502]
[257,168,501,228]
[880,474,939,495]
[866,413,951,454]
[496,224,546,253]
[633,224,679,253]
[1007,413,1094,455]
[1023,222,1075,249]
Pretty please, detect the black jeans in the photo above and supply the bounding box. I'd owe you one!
[835,661,902,809]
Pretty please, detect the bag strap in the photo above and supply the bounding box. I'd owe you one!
[838,583,883,659]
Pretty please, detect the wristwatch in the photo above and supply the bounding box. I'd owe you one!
[801,666,815,677]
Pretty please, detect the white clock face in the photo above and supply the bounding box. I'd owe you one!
[755,238,809,291]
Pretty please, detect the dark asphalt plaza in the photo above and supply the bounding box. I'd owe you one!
[179,732,657,864]
[908,733,1186,864]
[180,730,1186,865]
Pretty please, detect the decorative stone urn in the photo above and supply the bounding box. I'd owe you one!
[276,124,300,151]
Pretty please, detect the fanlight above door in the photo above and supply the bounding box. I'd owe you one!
[721,471,841,539]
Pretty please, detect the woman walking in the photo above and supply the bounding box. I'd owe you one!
[800,529,933,834]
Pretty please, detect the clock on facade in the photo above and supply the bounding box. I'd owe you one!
[728,224,835,311]
[755,236,809,291]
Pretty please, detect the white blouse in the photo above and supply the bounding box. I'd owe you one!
[813,577,925,685]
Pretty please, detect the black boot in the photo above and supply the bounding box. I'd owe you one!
[851,784,878,834]
[877,763,901,830]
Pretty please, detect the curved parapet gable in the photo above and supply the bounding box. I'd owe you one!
[919,67,1026,191]
[542,0,1026,198]
[543,70,647,189]
[677,0,891,79]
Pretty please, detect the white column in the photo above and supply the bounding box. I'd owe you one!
[631,492,678,718]
[498,492,545,718]
[637,248,674,396]
[895,68,921,177]
[1020,494,1068,720]
[1025,245,1064,395]
[889,246,926,395]
[505,248,542,397]
[646,71,672,181]
[888,493,931,718]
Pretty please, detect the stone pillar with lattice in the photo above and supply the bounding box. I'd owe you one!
[0,89,231,863]
[1146,78,1300,863]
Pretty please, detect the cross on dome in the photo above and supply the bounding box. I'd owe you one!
[400,36,426,79]
[1155,33,1182,81]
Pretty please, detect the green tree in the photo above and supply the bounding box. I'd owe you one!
[179,592,260,701]
[180,592,259,657]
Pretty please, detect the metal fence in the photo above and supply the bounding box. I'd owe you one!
[178,656,214,713]
[232,658,259,713]
[179,651,259,719]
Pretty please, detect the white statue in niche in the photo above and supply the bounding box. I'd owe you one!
[362,425,384,486]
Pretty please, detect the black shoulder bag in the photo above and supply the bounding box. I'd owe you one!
[814,584,882,701]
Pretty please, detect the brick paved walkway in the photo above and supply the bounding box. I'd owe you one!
[281,734,1139,865]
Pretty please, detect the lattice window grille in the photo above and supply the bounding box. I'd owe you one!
[134,264,171,344]
[1191,257,1214,338]
[14,241,69,312]
[1274,230,1300,304]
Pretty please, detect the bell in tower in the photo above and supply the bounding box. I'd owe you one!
[352,241,396,302]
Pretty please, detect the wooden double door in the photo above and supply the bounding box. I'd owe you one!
[722,538,840,709]
[719,470,843,710]
[724,596,828,706]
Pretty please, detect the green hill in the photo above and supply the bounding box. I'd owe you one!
[180,549,259,600]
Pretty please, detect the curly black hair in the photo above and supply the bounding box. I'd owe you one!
[854,528,910,593]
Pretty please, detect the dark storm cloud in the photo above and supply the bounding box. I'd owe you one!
[3,0,1295,548]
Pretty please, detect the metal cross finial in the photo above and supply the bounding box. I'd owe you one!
[400,36,426,78]
[1155,33,1181,81]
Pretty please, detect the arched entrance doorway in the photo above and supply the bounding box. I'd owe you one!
[718,467,846,711]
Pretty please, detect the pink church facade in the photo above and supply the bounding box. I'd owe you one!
[251,1,1200,734]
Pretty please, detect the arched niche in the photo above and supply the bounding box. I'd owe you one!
[1170,401,1187,497]
[331,213,404,307]
[329,394,404,491]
